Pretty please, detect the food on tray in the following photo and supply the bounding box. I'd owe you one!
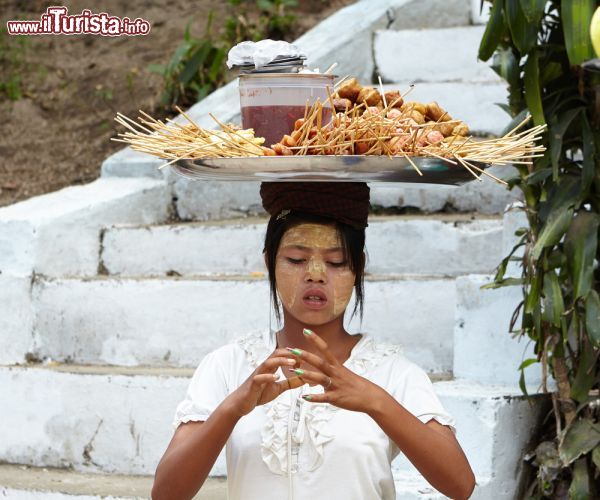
[113,75,546,185]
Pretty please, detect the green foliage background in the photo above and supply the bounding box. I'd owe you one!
[479,0,600,497]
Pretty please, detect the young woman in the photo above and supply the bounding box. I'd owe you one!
[152,182,475,500]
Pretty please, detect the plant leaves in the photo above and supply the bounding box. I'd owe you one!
[570,336,598,402]
[492,47,520,86]
[562,0,596,66]
[505,0,539,54]
[540,61,563,86]
[179,42,211,84]
[531,206,574,261]
[542,269,564,327]
[524,50,546,126]
[482,277,525,289]
[581,114,596,191]
[564,211,600,300]
[525,272,541,314]
[519,0,546,24]
[592,446,600,469]
[585,290,600,348]
[559,418,600,465]
[501,108,530,136]
[568,457,591,499]
[479,0,506,61]
[549,107,584,180]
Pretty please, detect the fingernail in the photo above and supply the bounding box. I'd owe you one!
[286,347,303,356]
[302,395,312,400]
[291,368,304,375]
[303,328,313,336]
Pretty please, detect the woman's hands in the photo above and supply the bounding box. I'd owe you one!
[225,348,305,418]
[288,329,384,413]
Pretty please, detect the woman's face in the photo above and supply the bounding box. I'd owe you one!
[274,223,356,325]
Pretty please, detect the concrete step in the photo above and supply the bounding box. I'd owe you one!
[0,463,225,499]
[101,214,503,278]
[21,275,456,373]
[0,177,170,277]
[0,364,545,488]
[172,177,519,222]
[375,26,501,84]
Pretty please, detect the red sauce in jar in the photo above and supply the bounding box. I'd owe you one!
[241,105,332,147]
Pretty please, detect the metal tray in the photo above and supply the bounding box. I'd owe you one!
[172,156,488,185]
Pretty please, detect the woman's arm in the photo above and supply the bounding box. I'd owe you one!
[289,329,475,499]
[152,348,303,500]
[152,400,240,500]
[367,388,475,500]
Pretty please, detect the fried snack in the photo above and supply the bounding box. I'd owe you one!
[337,78,362,102]
[428,121,455,137]
[426,102,451,122]
[401,101,427,116]
[357,87,381,106]
[409,110,426,125]
[452,123,469,136]
[384,90,403,108]
[332,98,352,113]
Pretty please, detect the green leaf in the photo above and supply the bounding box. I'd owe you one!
[518,357,538,370]
[505,0,539,54]
[568,457,591,499]
[526,167,552,185]
[592,446,600,469]
[524,50,546,126]
[525,272,541,314]
[501,108,530,136]
[519,366,530,397]
[538,176,582,223]
[540,61,563,86]
[492,47,520,86]
[208,47,226,82]
[542,269,564,327]
[482,277,524,289]
[581,114,596,191]
[479,0,506,61]
[531,206,574,261]
[564,211,600,299]
[585,290,600,347]
[570,337,598,402]
[559,418,600,465]
[179,42,211,84]
[549,107,583,180]
[519,0,546,24]
[562,0,596,66]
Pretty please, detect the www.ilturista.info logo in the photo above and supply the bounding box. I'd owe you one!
[6,6,151,36]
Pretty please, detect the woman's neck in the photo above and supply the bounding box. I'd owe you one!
[276,310,360,365]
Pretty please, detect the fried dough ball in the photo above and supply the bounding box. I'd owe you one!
[426,102,452,122]
[387,108,403,120]
[332,98,352,113]
[409,110,426,125]
[357,87,381,106]
[427,121,455,137]
[401,101,427,116]
[452,123,469,136]
[384,90,403,108]
[426,130,444,144]
[337,78,362,102]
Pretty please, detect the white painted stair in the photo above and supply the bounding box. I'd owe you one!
[0,1,546,499]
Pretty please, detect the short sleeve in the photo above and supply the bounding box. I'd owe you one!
[392,360,457,435]
[172,349,229,431]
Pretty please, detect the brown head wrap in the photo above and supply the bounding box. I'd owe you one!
[260,182,370,229]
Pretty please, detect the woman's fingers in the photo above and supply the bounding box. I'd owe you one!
[302,329,339,366]
[288,367,330,389]
[301,393,329,403]
[255,356,297,375]
[286,347,331,375]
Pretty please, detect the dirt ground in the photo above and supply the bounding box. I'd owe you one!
[0,0,354,208]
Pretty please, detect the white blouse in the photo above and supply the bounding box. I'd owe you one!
[173,331,456,500]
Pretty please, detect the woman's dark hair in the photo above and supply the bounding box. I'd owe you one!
[263,211,366,323]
